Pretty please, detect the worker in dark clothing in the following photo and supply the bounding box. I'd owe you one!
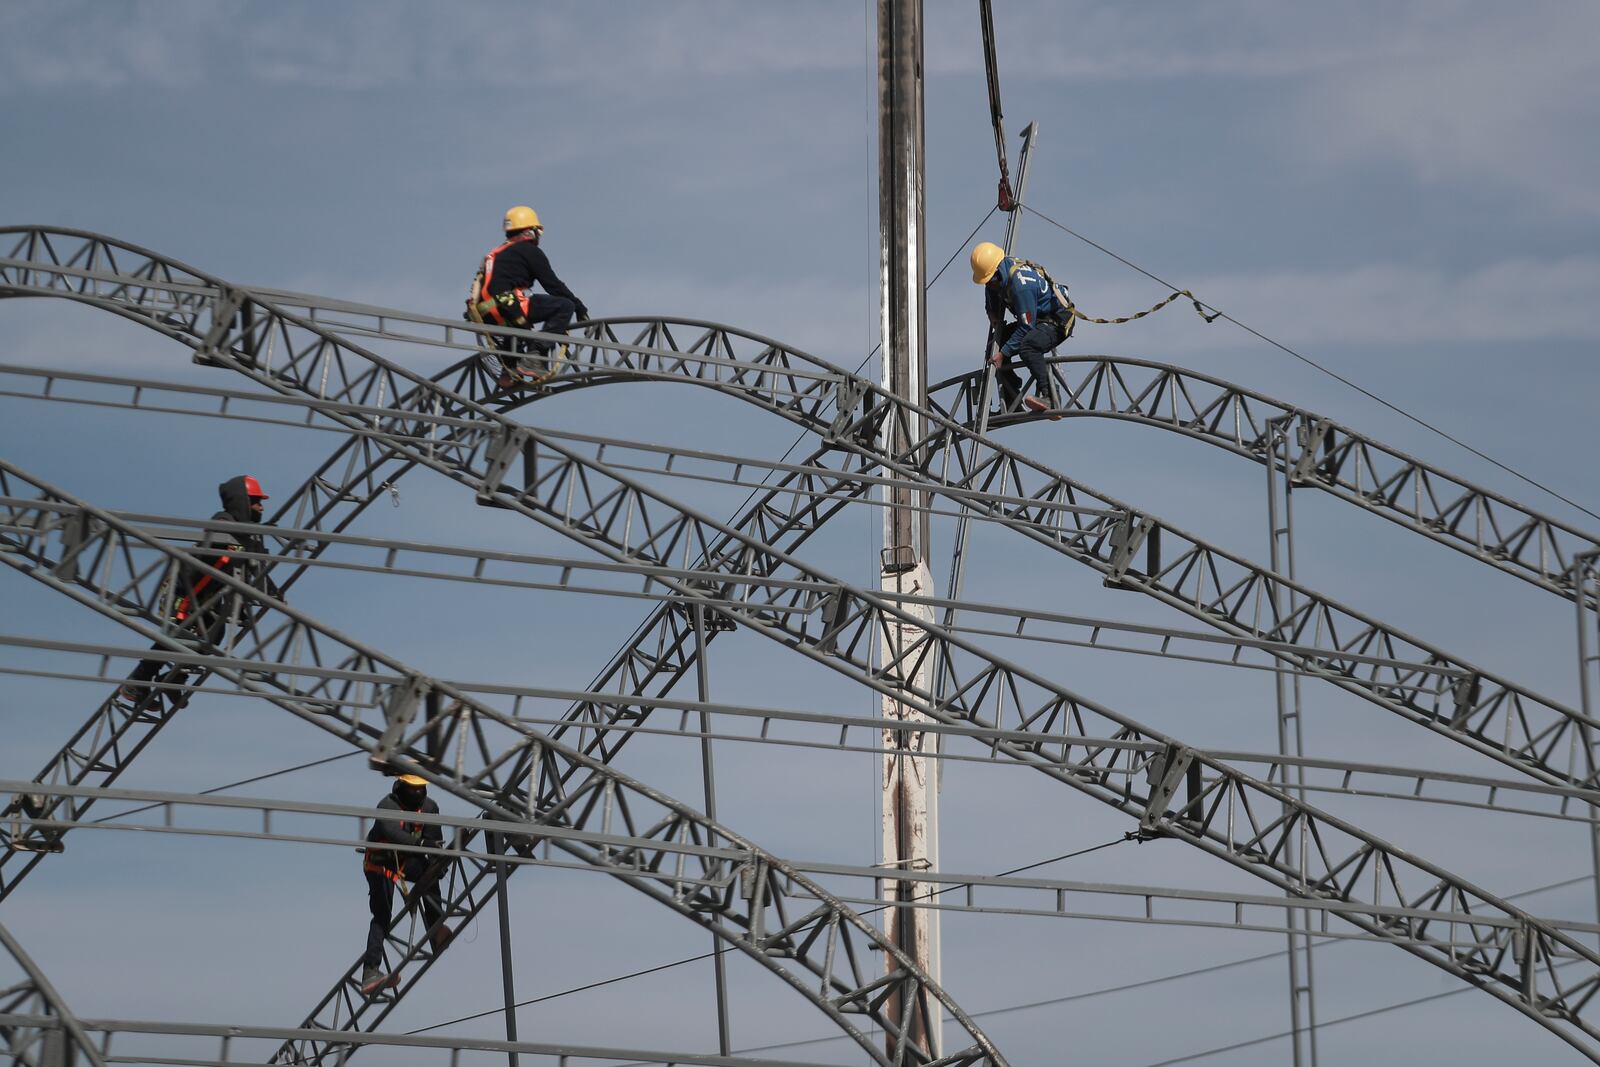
[972,241,1068,415]
[360,774,451,996]
[466,205,590,385]
[121,475,276,704]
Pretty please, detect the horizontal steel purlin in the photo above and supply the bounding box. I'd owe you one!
[14,779,1599,950]
[0,1013,840,1067]
[0,498,1480,683]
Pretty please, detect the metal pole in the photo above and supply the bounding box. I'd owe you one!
[692,604,732,1056]
[1574,552,1600,941]
[1266,414,1319,1067]
[943,122,1038,624]
[491,832,520,1067]
[877,0,938,1056]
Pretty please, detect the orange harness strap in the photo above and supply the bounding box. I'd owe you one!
[477,235,537,326]
[175,552,232,622]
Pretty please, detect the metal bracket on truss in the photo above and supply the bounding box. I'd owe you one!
[1450,672,1483,726]
[825,377,871,444]
[1290,417,1333,485]
[1139,743,1199,838]
[193,287,249,367]
[1106,510,1160,587]
[819,586,855,656]
[371,672,433,771]
[476,427,533,508]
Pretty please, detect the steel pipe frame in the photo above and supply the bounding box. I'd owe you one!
[0,1013,842,1067]
[15,779,1600,952]
[0,467,1004,1067]
[6,237,1596,808]
[5,231,1600,1053]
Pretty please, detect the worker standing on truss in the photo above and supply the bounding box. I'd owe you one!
[120,475,275,705]
[467,205,590,386]
[971,241,1067,415]
[360,773,451,996]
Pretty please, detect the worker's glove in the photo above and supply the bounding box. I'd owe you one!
[575,304,591,322]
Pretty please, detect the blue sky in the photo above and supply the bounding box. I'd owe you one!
[3,2,1600,1064]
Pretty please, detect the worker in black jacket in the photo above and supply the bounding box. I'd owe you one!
[121,475,275,704]
[467,205,590,384]
[359,774,450,996]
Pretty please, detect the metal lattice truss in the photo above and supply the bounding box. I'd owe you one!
[0,922,104,1067]
[3,228,1595,801]
[932,357,1599,607]
[3,229,1600,1055]
[0,465,1005,1067]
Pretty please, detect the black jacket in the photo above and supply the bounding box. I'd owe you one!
[173,477,271,618]
[364,788,444,872]
[486,238,587,317]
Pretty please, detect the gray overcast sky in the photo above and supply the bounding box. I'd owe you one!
[3,2,1600,1064]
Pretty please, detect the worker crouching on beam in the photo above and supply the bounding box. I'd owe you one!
[971,241,1068,417]
[467,204,590,387]
[360,773,451,996]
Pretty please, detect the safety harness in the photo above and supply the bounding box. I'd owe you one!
[1006,258,1219,336]
[465,234,538,329]
[172,552,233,622]
[363,814,426,884]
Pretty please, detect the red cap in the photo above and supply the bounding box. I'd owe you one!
[243,475,269,499]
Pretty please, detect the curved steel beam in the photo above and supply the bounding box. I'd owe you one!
[5,229,1599,1054]
[928,356,1599,607]
[3,235,1591,799]
[0,463,1003,1067]
[252,281,1600,609]
[0,921,105,1067]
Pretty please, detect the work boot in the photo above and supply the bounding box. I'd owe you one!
[429,923,453,954]
[359,964,389,997]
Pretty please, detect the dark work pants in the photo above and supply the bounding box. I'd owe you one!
[126,605,228,696]
[363,858,445,969]
[1009,319,1065,402]
[498,292,574,361]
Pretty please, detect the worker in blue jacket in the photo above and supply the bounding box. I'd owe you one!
[971,241,1068,414]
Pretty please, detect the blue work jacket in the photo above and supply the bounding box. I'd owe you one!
[987,257,1070,356]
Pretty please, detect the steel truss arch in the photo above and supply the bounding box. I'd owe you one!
[5,229,1600,1054]
[10,464,1600,1062]
[252,281,1600,609]
[3,230,1593,800]
[0,466,1005,1067]
[928,355,1600,607]
[0,921,105,1067]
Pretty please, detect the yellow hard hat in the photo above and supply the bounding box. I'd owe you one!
[503,205,542,233]
[970,242,1005,284]
[397,774,428,787]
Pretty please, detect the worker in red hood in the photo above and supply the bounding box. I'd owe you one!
[121,475,275,703]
